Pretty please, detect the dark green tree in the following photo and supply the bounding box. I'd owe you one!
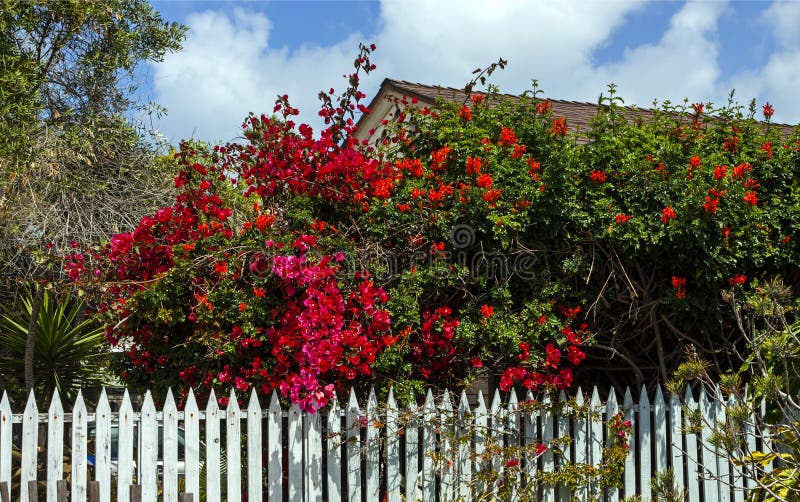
[0,0,185,392]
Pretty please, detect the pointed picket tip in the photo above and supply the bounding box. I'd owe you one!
[0,390,9,409]
[507,388,518,407]
[96,388,111,416]
[669,391,681,407]
[606,388,618,412]
[654,386,665,406]
[185,388,198,413]
[247,388,261,411]
[590,386,601,406]
[699,386,709,404]
[164,388,176,410]
[367,389,378,414]
[475,390,487,412]
[623,387,633,408]
[387,387,397,409]
[423,388,435,409]
[23,389,38,414]
[441,389,453,411]
[73,390,87,412]
[559,390,568,403]
[206,388,220,411]
[345,388,359,410]
[575,387,585,406]
[490,389,502,411]
[268,390,282,412]
[683,384,694,402]
[142,390,156,412]
[48,388,63,415]
[639,384,650,406]
[458,391,469,412]
[227,388,240,412]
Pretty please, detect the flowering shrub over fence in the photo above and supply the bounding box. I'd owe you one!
[68,44,800,411]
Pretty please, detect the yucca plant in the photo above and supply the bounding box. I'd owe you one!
[0,287,110,401]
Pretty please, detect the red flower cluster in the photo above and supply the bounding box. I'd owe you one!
[549,117,568,136]
[661,206,677,224]
[672,276,686,299]
[763,103,774,120]
[728,274,747,287]
[499,127,518,146]
[590,170,607,183]
[410,307,461,379]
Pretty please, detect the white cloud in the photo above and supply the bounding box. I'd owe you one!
[151,0,799,143]
[152,8,361,143]
[586,1,726,108]
[728,0,800,124]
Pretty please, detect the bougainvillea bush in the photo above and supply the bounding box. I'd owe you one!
[69,44,799,409]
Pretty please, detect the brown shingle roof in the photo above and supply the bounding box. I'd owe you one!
[358,78,796,140]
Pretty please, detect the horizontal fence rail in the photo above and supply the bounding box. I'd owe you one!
[0,385,770,501]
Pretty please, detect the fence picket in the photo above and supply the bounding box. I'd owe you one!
[700,388,720,502]
[441,390,454,501]
[95,389,112,502]
[421,389,436,502]
[366,389,379,502]
[327,396,342,501]
[47,390,64,502]
[558,390,571,502]
[728,394,745,502]
[489,390,503,499]
[140,392,158,502]
[743,387,757,491]
[473,392,487,498]
[226,390,242,502]
[574,388,587,501]
[184,389,200,502]
[457,391,471,501]
[685,386,701,502]
[305,403,323,502]
[288,402,303,501]
[670,392,685,496]
[654,387,668,476]
[715,395,731,502]
[20,390,38,502]
[639,386,652,500]
[541,392,555,502]
[205,390,221,502]
[346,389,362,502]
[623,387,635,498]
[521,390,536,493]
[117,391,134,502]
[267,391,283,501]
[162,390,179,502]
[405,401,420,502]
[605,388,619,502]
[327,396,343,500]
[0,393,10,495]
[72,392,88,502]
[385,389,400,502]
[247,389,263,502]
[589,387,603,499]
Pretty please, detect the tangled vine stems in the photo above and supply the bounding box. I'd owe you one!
[325,394,631,501]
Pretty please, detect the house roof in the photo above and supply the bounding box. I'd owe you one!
[355,78,797,142]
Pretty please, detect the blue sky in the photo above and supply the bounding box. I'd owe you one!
[145,0,800,144]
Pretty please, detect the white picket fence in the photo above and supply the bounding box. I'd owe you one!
[0,385,769,501]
